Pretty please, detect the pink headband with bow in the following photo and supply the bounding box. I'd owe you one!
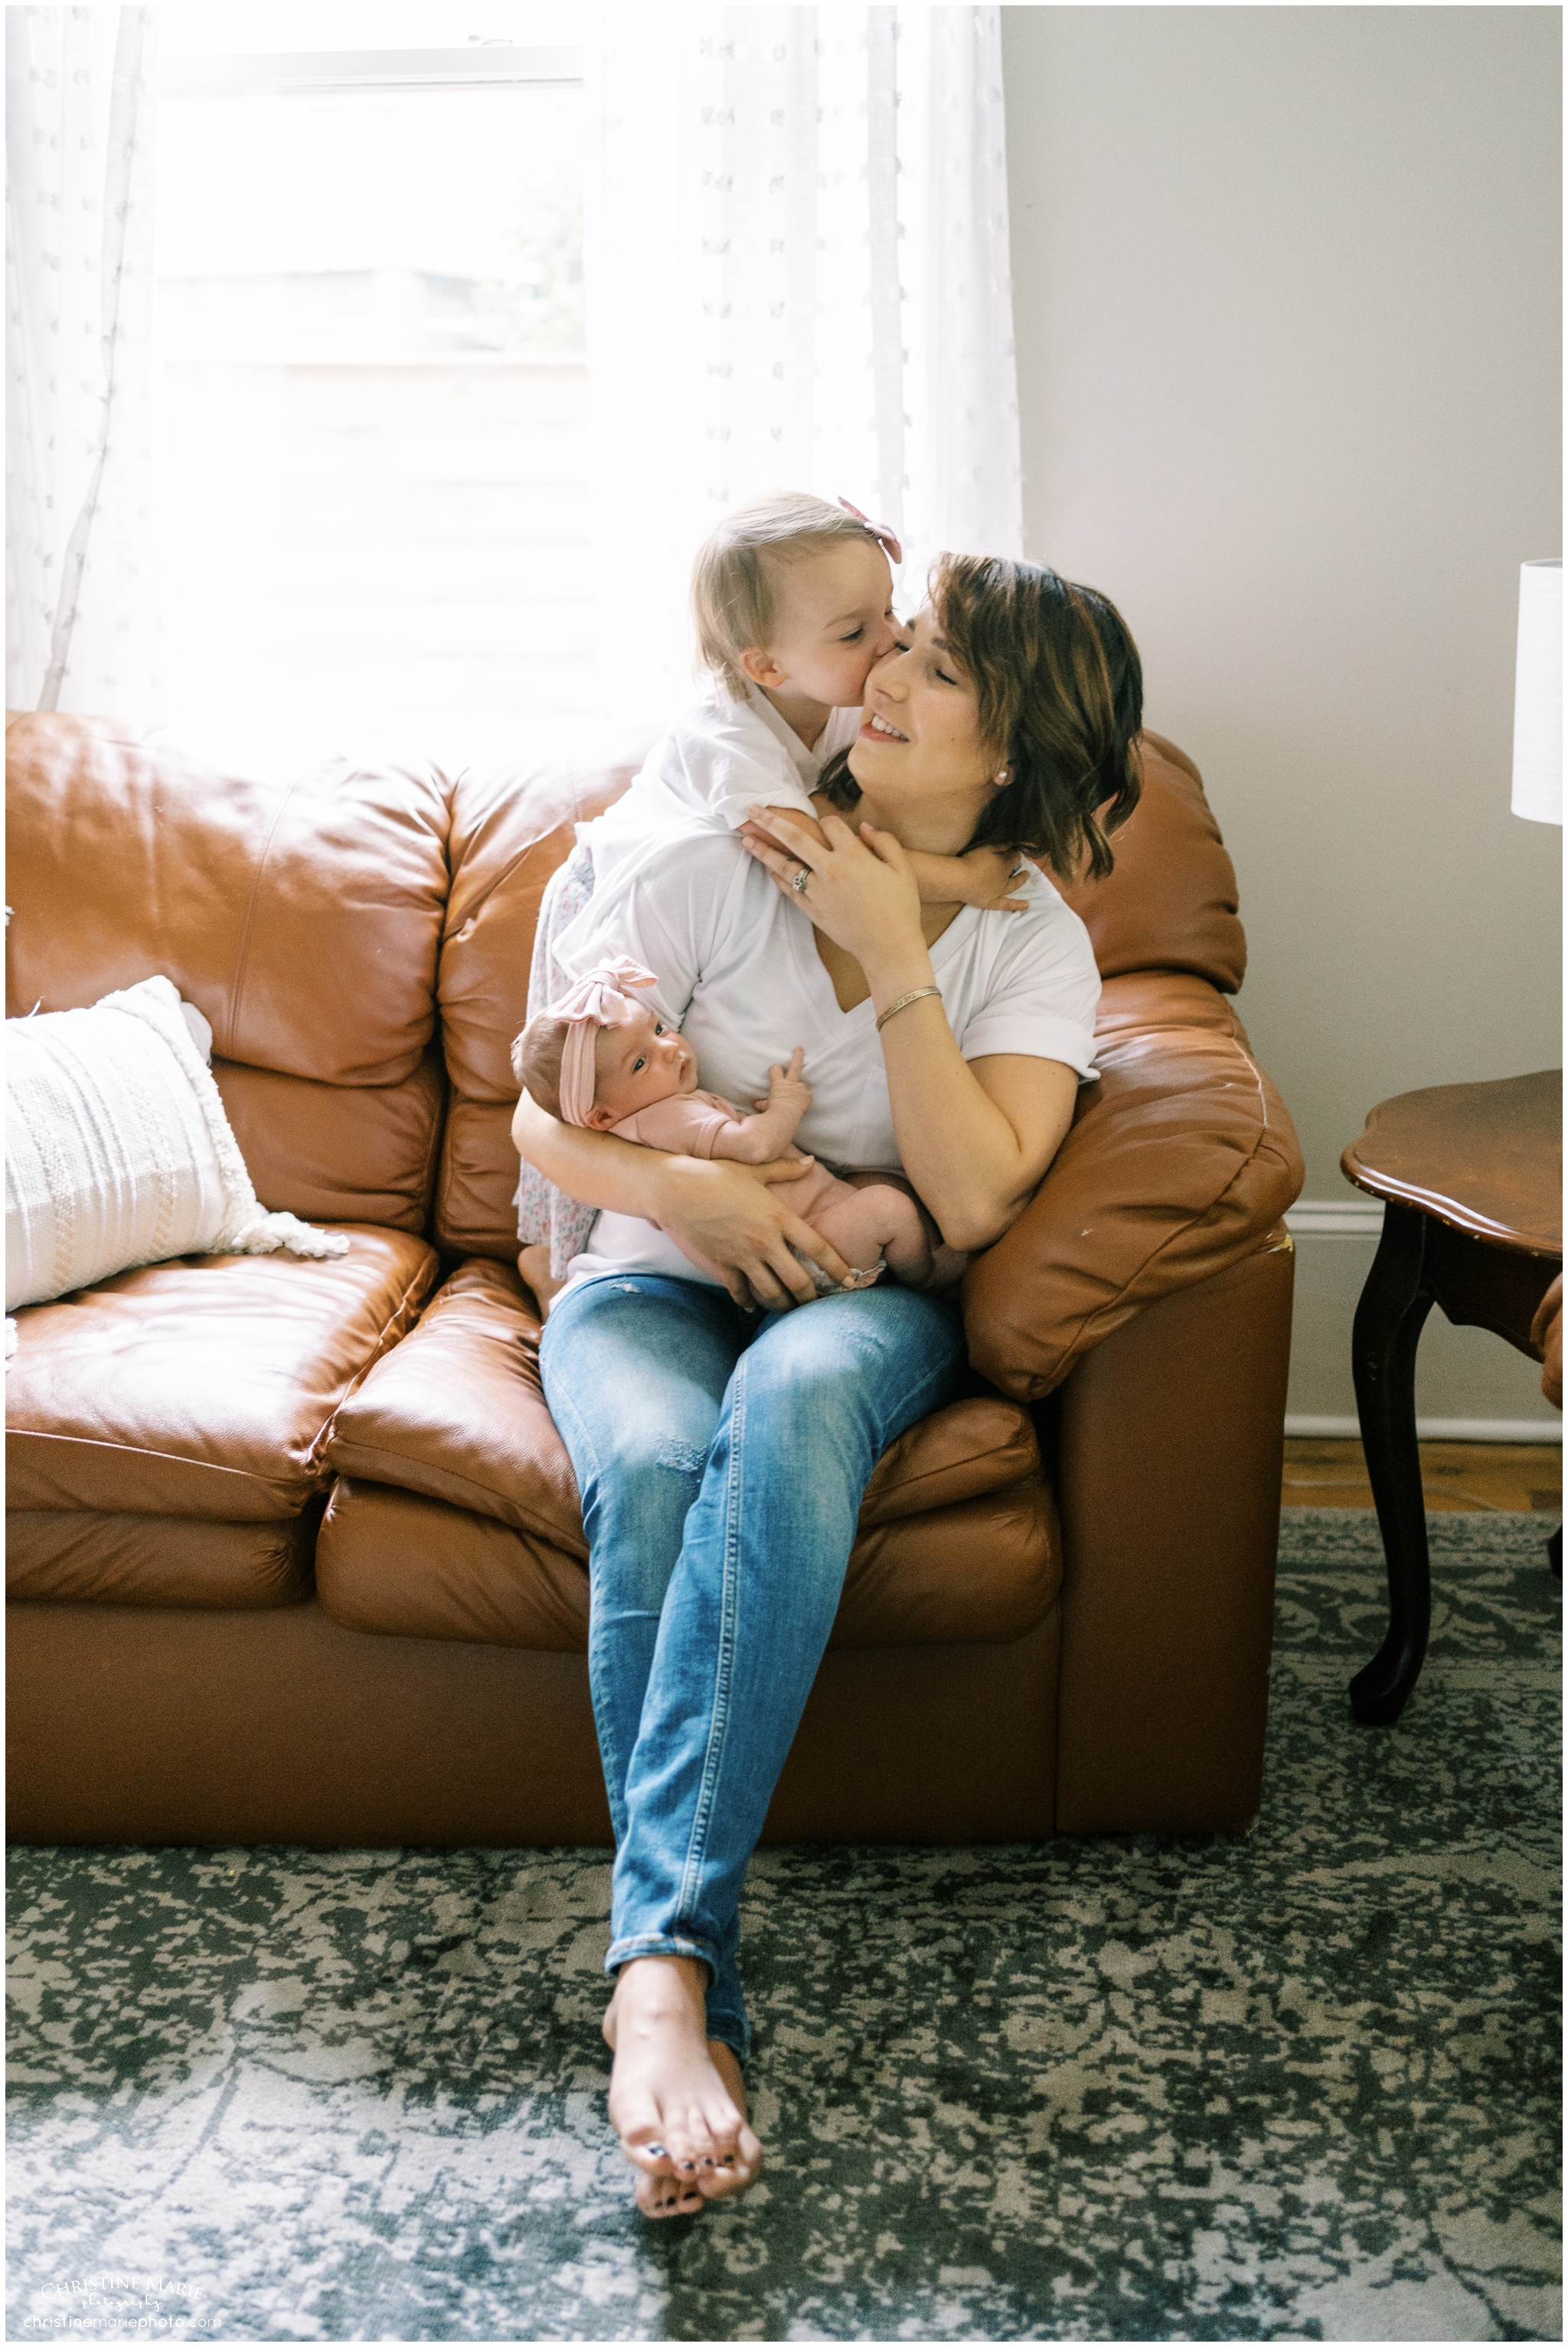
[542,957,658,1127]
[838,496,903,567]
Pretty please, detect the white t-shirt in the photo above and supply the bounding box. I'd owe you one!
[554,685,861,966]
[560,829,1102,1290]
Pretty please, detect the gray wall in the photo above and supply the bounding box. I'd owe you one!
[1003,4,1562,1430]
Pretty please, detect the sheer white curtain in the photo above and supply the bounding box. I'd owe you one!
[586,5,1023,732]
[5,5,162,718]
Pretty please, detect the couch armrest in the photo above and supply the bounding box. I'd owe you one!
[1054,1234,1295,1833]
[963,982,1304,1401]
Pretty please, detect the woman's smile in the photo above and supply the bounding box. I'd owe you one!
[860,709,908,744]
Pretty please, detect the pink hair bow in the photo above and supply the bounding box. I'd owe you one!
[838,496,903,567]
[542,957,658,1127]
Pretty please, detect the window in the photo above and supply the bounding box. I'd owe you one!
[155,5,586,763]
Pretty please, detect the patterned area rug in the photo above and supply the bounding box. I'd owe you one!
[8,1511,1561,2343]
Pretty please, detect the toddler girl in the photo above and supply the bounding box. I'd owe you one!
[514,960,965,1298]
[554,491,1024,954]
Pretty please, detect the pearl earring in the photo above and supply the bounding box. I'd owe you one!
[995,767,1010,786]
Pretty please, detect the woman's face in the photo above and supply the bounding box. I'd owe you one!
[847,606,997,816]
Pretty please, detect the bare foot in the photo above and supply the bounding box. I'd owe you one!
[698,2041,762,2202]
[517,1244,564,1316]
[602,1956,764,2218]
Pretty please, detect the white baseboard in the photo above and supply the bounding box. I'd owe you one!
[1285,1415,1562,1443]
[1285,1200,1384,1238]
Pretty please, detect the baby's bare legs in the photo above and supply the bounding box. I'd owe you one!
[809,1183,935,1289]
[836,1172,969,1292]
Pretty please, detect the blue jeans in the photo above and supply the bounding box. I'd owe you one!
[539,1273,969,2057]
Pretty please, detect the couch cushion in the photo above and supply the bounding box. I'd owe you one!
[214,1051,447,1235]
[315,1467,1060,1652]
[5,714,451,1082]
[324,1257,585,1551]
[5,714,452,1227]
[1062,731,1247,992]
[6,1228,437,1519]
[6,1511,315,1610]
[964,991,1303,1402]
[323,1256,1045,1546]
[832,1478,1059,1648]
[433,1100,532,1272]
[316,1479,591,1650]
[433,753,640,1258]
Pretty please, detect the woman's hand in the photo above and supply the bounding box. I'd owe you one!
[742,804,927,981]
[656,1154,851,1311]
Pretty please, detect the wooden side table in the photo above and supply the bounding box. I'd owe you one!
[1341,1068,1563,1724]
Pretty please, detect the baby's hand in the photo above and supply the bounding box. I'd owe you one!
[905,843,1028,911]
[755,1044,813,1116]
[953,845,1030,912]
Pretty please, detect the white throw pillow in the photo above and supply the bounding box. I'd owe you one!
[5,973,349,1314]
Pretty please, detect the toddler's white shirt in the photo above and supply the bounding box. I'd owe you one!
[554,685,861,969]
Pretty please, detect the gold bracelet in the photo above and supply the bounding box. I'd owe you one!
[875,984,942,1034]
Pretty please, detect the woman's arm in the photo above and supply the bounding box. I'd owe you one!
[880,1038,1078,1253]
[511,1091,853,1309]
[741,809,1080,1251]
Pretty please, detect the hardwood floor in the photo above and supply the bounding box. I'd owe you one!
[1282,1437,1563,1515]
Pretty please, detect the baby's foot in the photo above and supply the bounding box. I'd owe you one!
[603,1957,763,2218]
[925,1241,969,1293]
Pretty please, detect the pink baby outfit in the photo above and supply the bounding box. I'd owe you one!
[610,1091,913,1287]
[612,1092,861,1231]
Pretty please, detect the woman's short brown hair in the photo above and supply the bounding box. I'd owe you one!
[692,492,879,698]
[822,553,1143,882]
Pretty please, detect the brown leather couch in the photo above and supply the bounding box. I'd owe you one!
[5,711,1303,1848]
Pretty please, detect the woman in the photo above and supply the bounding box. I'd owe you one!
[512,554,1142,2217]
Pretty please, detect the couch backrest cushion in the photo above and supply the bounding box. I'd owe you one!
[1063,731,1246,992]
[433,753,640,1258]
[5,714,452,1231]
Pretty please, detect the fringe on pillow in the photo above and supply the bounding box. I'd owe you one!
[228,1211,351,1260]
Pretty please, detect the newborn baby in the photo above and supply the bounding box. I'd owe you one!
[513,959,963,1296]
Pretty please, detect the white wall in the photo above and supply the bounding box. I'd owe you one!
[1003,4,1562,1432]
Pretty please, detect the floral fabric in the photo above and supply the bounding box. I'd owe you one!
[514,845,602,1278]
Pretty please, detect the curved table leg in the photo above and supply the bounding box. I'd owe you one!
[1349,1204,1435,1724]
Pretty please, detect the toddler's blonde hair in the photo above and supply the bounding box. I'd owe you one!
[692,492,879,698]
